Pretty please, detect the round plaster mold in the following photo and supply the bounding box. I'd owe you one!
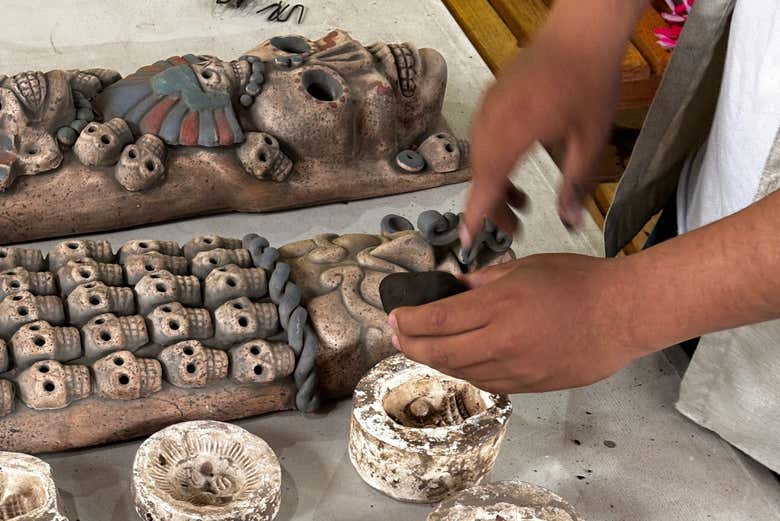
[349,354,512,503]
[132,420,282,521]
[0,451,67,521]
[426,480,581,521]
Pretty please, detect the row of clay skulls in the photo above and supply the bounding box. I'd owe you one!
[0,236,297,413]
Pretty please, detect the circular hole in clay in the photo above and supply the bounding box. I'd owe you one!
[79,268,92,279]
[238,316,249,328]
[208,257,218,265]
[33,336,46,347]
[9,280,20,289]
[128,148,137,159]
[89,296,102,306]
[168,320,180,331]
[0,250,5,258]
[11,295,23,301]
[203,237,214,244]
[28,324,40,331]
[201,70,213,80]
[139,242,149,249]
[226,277,237,287]
[258,152,267,162]
[43,381,55,392]
[183,346,194,356]
[382,378,487,428]
[94,318,106,325]
[302,69,344,102]
[84,283,96,289]
[114,357,124,367]
[250,346,260,356]
[67,242,80,250]
[26,146,38,155]
[87,126,96,133]
[264,136,273,145]
[6,271,16,276]
[161,306,172,313]
[186,363,196,374]
[101,331,112,342]
[232,302,244,310]
[270,35,311,54]
[155,283,168,293]
[217,268,227,273]
[100,134,112,145]
[149,274,160,279]
[118,374,130,385]
[17,306,28,316]
[253,364,263,376]
[145,160,155,172]
[38,365,49,374]
[145,264,155,272]
[445,143,454,153]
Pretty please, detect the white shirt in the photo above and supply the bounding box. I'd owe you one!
[676,0,780,234]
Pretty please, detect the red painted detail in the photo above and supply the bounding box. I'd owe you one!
[366,81,392,96]
[167,56,189,65]
[139,96,180,136]
[179,111,200,146]
[0,150,17,166]
[214,110,234,146]
[319,31,340,50]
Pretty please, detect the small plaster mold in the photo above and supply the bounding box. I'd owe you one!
[349,354,512,503]
[426,480,581,521]
[0,452,67,521]
[132,420,281,521]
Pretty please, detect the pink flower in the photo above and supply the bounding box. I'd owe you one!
[654,0,694,50]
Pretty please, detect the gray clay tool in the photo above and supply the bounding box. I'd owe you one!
[379,271,469,313]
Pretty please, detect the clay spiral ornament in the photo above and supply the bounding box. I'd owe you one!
[382,210,513,265]
[242,234,320,412]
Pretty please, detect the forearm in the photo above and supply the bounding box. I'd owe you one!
[617,190,780,355]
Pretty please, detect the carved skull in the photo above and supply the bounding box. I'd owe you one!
[159,340,228,388]
[13,129,63,176]
[118,239,181,264]
[93,350,162,400]
[10,321,82,369]
[0,246,45,272]
[48,239,114,271]
[0,267,56,300]
[417,132,468,173]
[190,248,252,279]
[73,117,134,167]
[229,340,295,384]
[0,379,14,417]
[203,264,267,310]
[66,281,135,326]
[212,297,279,347]
[56,258,124,297]
[135,270,201,315]
[0,291,65,338]
[182,235,243,260]
[146,302,213,346]
[124,252,189,285]
[237,132,293,182]
[16,360,91,410]
[82,313,149,361]
[115,134,167,192]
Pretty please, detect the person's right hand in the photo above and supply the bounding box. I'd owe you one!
[461,2,641,247]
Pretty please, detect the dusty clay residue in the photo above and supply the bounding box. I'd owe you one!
[382,375,487,428]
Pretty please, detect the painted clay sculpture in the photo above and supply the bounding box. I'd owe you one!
[0,30,470,244]
[426,481,580,521]
[132,421,281,521]
[0,210,512,454]
[349,354,512,503]
[0,451,68,521]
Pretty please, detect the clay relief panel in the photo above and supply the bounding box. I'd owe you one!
[0,30,469,244]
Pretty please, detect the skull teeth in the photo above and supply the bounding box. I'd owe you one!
[388,44,417,97]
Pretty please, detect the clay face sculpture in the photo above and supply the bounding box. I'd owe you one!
[132,421,281,521]
[349,354,512,503]
[426,481,581,521]
[0,211,513,454]
[0,30,469,244]
[0,451,68,521]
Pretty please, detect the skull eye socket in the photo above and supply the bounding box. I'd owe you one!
[203,237,214,245]
[11,295,22,301]
[201,70,213,80]
[43,381,55,392]
[113,356,123,366]
[226,277,238,288]
[128,148,137,159]
[79,269,92,279]
[118,374,130,385]
[232,302,244,310]
[28,324,40,331]
[302,69,344,102]
[250,346,260,356]
[445,143,454,153]
[238,316,249,328]
[258,152,267,162]
[161,306,172,313]
[253,365,263,375]
[101,331,112,342]
[144,160,155,172]
[138,242,149,249]
[89,296,102,306]
[17,306,28,316]
[67,242,80,250]
[94,317,106,325]
[26,146,38,156]
[38,364,50,374]
[87,126,97,134]
[100,135,111,145]
[183,346,194,356]
[168,320,180,331]
[145,264,155,272]
[33,336,46,347]
[270,35,310,54]
[0,250,6,258]
[9,280,20,289]
[186,363,197,374]
[264,136,274,146]
[155,283,168,293]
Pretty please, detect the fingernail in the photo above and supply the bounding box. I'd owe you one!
[388,312,398,330]
[459,224,473,251]
[391,334,401,350]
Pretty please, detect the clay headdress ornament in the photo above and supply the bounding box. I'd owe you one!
[94,54,245,147]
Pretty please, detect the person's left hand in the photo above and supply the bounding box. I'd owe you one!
[388,254,645,394]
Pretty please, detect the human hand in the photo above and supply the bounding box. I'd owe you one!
[462,4,634,247]
[388,254,645,394]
